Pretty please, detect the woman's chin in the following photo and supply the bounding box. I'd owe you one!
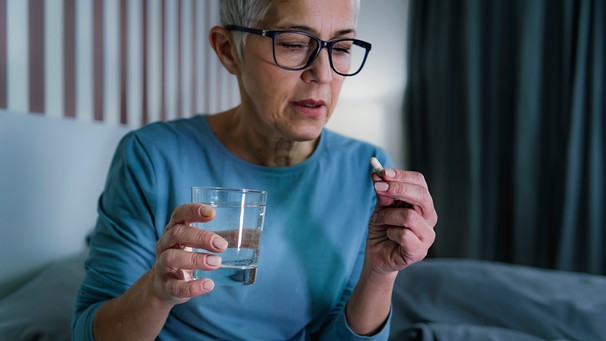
[289,122,326,142]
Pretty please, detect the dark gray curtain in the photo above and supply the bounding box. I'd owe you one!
[406,0,605,274]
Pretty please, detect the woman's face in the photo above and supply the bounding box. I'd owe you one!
[235,0,358,142]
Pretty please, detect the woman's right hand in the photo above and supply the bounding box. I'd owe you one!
[150,203,228,305]
[91,203,228,340]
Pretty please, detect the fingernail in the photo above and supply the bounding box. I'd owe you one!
[212,237,228,250]
[374,182,389,191]
[201,205,214,217]
[385,169,396,178]
[207,255,221,266]
[202,280,215,291]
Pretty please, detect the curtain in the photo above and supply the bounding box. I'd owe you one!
[406,0,605,274]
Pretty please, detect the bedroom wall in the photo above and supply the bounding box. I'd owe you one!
[328,0,410,168]
[0,110,130,298]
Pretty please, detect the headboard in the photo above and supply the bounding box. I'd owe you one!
[0,110,130,298]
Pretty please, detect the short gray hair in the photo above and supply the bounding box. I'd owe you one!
[219,0,272,56]
[219,0,361,57]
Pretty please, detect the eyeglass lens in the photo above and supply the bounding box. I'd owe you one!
[273,32,367,75]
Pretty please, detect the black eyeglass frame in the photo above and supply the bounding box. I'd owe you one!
[225,25,372,76]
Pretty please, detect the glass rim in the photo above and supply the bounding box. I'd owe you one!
[191,186,267,195]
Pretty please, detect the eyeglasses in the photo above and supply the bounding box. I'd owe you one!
[225,25,372,77]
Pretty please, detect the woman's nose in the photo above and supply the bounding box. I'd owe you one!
[304,48,333,83]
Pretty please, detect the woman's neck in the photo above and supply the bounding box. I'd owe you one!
[206,108,318,167]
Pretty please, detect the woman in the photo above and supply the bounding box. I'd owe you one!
[73,0,437,340]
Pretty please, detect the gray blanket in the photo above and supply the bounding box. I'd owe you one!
[1,254,604,340]
[390,259,606,340]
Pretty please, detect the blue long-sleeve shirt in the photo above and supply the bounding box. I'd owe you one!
[73,114,393,340]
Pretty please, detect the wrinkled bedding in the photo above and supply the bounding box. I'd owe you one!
[1,255,604,341]
[390,259,606,340]
[0,251,87,341]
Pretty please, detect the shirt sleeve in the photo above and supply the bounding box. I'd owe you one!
[72,131,160,340]
[312,239,392,341]
[321,308,393,341]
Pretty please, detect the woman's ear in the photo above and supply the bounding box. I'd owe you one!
[209,26,239,74]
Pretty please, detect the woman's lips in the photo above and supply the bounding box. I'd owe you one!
[291,99,326,118]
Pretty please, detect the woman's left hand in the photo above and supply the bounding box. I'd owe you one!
[367,168,438,273]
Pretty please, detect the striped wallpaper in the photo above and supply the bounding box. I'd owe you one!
[0,0,239,127]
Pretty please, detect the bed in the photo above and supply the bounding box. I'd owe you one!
[1,252,605,340]
[1,111,604,340]
[389,258,606,340]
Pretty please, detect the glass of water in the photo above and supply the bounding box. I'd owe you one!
[191,186,267,286]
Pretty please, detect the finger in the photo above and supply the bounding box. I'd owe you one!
[163,277,216,298]
[373,207,436,243]
[385,227,430,263]
[157,247,222,272]
[374,180,429,206]
[380,168,429,188]
[371,168,431,206]
[157,223,228,254]
[373,181,437,225]
[167,203,215,228]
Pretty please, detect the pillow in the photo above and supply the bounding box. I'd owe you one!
[0,250,87,341]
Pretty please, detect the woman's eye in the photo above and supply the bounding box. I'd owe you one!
[332,42,352,55]
[333,47,351,55]
[279,42,308,50]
